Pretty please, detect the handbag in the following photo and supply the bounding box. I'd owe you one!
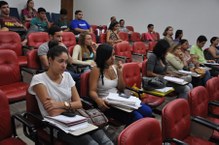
[142,76,167,90]
[76,108,108,127]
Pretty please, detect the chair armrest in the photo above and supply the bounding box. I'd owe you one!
[209,101,219,107]
[115,55,127,63]
[191,116,219,131]
[81,98,95,109]
[12,114,38,144]
[132,53,145,57]
[125,86,144,98]
[164,138,188,145]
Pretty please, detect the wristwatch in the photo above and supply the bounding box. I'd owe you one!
[64,101,70,110]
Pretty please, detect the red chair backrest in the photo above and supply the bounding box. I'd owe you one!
[130,32,141,42]
[99,33,106,43]
[118,118,162,145]
[118,32,129,41]
[188,86,209,118]
[80,71,91,97]
[0,90,12,141]
[132,41,148,55]
[114,42,132,62]
[122,62,141,88]
[62,32,76,55]
[26,49,41,69]
[90,33,97,43]
[0,50,20,86]
[126,25,134,32]
[206,77,219,101]
[0,31,22,56]
[142,59,148,77]
[148,41,157,51]
[162,99,191,141]
[27,32,49,49]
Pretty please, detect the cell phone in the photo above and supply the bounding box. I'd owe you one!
[61,112,76,117]
[119,93,130,99]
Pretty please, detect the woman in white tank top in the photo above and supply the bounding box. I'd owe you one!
[89,44,152,125]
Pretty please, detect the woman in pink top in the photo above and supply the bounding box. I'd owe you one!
[21,0,37,22]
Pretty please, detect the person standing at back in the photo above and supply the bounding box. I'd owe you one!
[145,24,159,41]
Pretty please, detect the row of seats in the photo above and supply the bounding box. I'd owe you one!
[0,50,219,141]
[9,7,60,23]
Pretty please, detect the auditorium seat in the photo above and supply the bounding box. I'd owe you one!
[162,99,215,145]
[188,86,219,142]
[122,62,165,108]
[62,32,76,56]
[0,90,37,145]
[0,50,29,103]
[0,31,27,66]
[27,32,49,49]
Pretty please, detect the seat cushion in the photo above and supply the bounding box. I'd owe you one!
[18,56,27,66]
[141,94,165,107]
[184,136,214,145]
[207,117,219,140]
[0,82,29,103]
[209,106,219,116]
[0,137,26,145]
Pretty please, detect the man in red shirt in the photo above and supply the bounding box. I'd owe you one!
[0,1,26,35]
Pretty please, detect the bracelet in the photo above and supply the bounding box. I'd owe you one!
[69,102,72,112]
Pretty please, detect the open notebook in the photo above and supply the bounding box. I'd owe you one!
[143,87,174,97]
[44,115,98,136]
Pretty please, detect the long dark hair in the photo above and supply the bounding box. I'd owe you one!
[153,39,170,64]
[95,44,113,85]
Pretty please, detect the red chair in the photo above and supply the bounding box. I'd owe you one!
[206,77,219,116]
[162,99,215,145]
[188,86,219,142]
[148,41,157,51]
[62,32,76,56]
[0,50,29,103]
[0,90,37,145]
[24,93,68,145]
[130,32,141,42]
[90,25,97,34]
[132,41,148,56]
[118,32,129,41]
[118,118,162,145]
[90,33,97,43]
[27,32,49,49]
[0,31,27,66]
[99,33,107,43]
[122,62,165,108]
[126,26,134,32]
[114,41,132,62]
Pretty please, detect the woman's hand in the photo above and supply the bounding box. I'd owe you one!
[96,98,110,111]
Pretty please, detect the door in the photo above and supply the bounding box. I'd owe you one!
[61,0,74,22]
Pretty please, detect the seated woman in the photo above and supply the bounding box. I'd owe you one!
[180,39,211,85]
[72,31,97,73]
[207,37,219,62]
[28,45,113,145]
[146,39,192,99]
[163,26,175,47]
[21,0,37,23]
[106,21,122,46]
[89,44,152,125]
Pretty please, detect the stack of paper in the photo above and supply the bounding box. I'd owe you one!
[45,115,87,127]
[178,70,200,77]
[105,93,141,111]
[164,76,188,85]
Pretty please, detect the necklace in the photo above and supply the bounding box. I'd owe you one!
[46,71,63,84]
[105,67,116,80]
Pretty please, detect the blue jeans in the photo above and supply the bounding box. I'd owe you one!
[105,103,152,125]
[58,129,114,145]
